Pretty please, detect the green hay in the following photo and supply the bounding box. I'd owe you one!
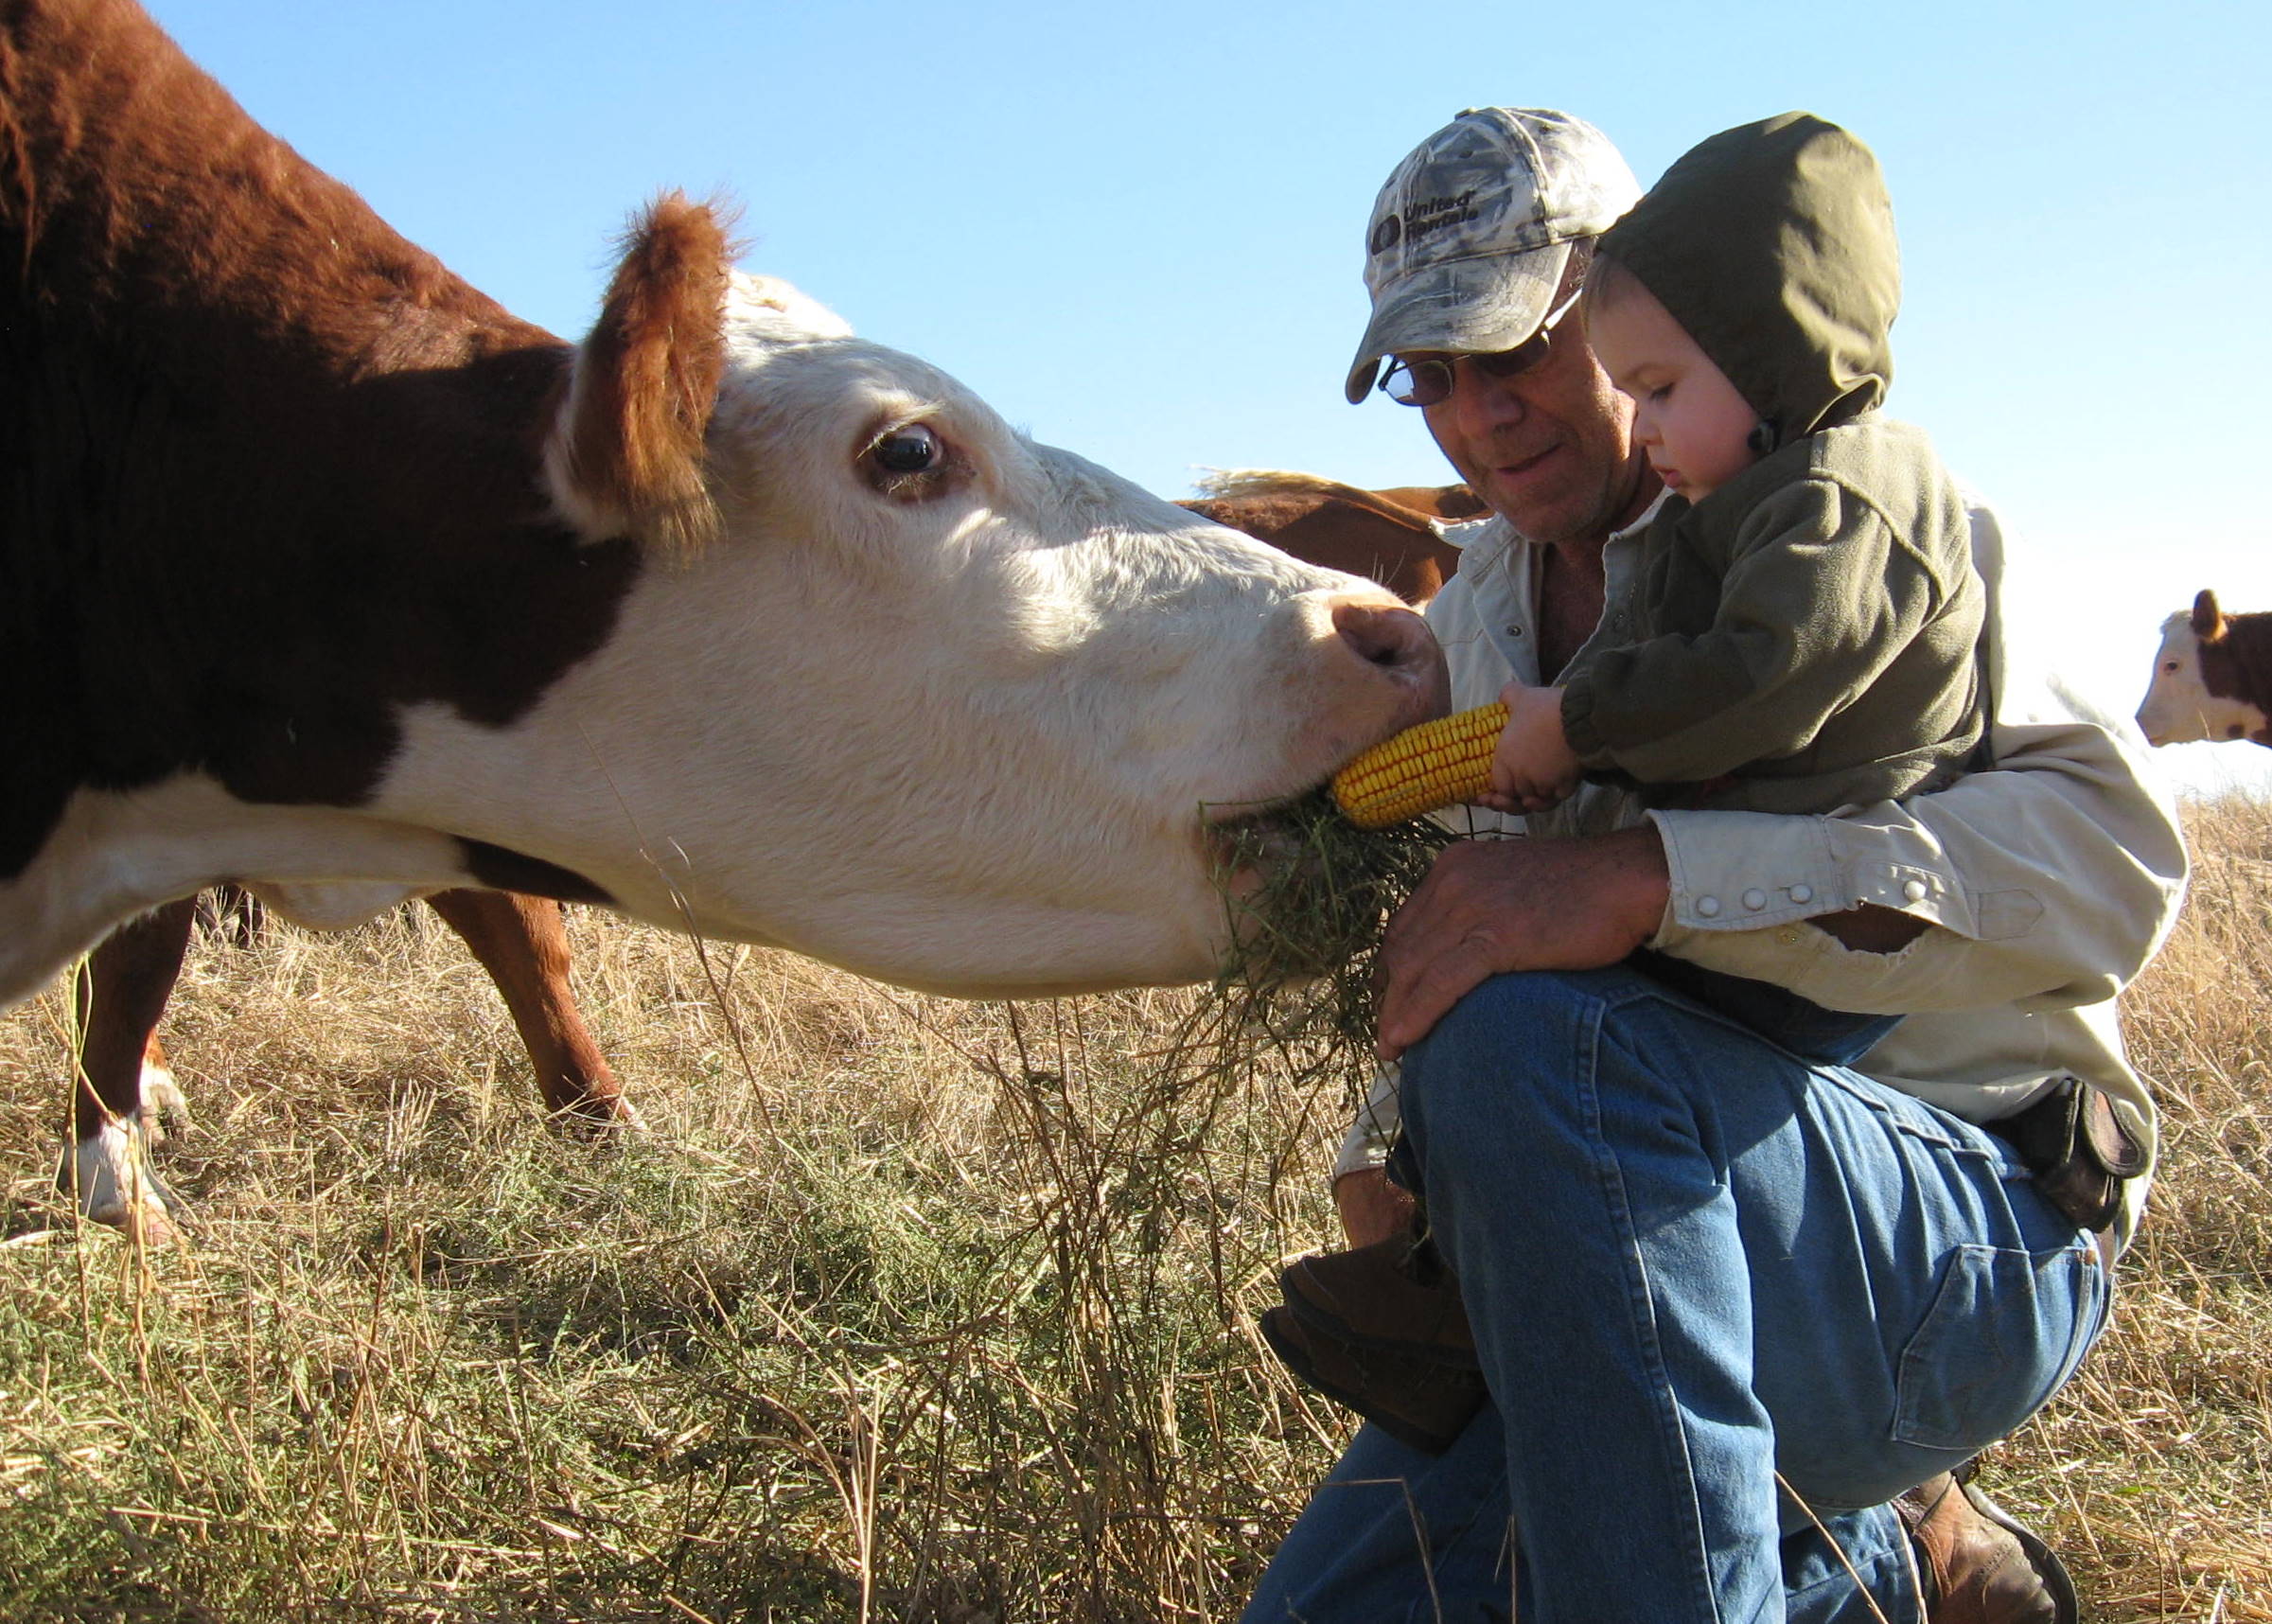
[1207,790,1457,1097]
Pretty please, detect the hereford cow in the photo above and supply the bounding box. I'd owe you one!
[3,0,1445,1216]
[52,468,1461,1240]
[2135,590,2272,748]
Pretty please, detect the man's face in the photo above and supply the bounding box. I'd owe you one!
[1414,301,1658,549]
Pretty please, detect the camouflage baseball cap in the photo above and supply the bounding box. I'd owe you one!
[1345,108,1641,403]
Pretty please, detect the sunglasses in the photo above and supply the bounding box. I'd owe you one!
[1378,283,1586,408]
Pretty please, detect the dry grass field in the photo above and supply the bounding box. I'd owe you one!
[2,798,2268,1622]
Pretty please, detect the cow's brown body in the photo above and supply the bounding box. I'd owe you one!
[7,0,668,1231]
[1187,473,1473,607]
[2,0,775,1234]
[1,0,621,891]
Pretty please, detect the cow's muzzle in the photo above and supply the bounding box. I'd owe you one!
[1331,600,1449,729]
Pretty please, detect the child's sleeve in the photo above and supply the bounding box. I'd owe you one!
[1559,477,1954,785]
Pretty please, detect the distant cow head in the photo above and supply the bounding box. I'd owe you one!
[2135,589,2272,748]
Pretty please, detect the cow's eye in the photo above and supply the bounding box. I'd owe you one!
[872,424,940,473]
[859,421,968,501]
[2164,661,2180,673]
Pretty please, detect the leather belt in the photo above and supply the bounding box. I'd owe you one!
[1982,1076,2140,1264]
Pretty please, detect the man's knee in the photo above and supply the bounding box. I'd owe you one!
[1400,963,1747,1157]
[1400,968,1621,1131]
[1406,965,1643,1070]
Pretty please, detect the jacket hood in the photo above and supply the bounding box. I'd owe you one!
[1596,113,1898,446]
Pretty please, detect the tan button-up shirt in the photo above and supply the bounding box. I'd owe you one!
[1335,492,2189,1247]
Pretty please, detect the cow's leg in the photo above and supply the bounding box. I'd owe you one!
[137,1033,193,1145]
[420,890,638,1132]
[60,897,198,1241]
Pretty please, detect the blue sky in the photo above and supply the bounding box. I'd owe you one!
[150,0,2272,793]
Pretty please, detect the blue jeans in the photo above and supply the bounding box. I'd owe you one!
[1244,967,2111,1623]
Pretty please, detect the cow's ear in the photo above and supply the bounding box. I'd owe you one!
[547,193,731,558]
[2193,589,2226,640]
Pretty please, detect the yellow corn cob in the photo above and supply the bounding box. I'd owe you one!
[1331,700,1509,829]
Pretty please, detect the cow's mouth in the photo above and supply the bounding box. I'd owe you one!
[1203,792,1297,871]
[1200,779,1345,896]
[1201,788,1453,985]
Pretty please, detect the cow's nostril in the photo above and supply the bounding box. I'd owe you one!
[1332,600,1430,671]
[1330,598,1450,722]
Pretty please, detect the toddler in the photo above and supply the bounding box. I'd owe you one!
[1486,112,1985,1060]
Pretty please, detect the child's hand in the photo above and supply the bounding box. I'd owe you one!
[1481,681,1581,815]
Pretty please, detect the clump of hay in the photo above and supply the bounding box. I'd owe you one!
[1206,789,1457,1097]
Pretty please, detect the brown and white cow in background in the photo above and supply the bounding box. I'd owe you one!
[2136,591,2272,748]
[1185,470,1476,607]
[5,0,1445,1232]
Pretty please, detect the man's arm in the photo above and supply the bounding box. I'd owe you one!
[1373,825,1927,1057]
[1649,705,2185,1015]
[1375,708,2183,1068]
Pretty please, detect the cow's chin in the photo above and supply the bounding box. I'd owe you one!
[849,808,1333,997]
[1195,791,1346,982]
[597,827,1236,1001]
[953,796,1358,992]
[1202,792,1308,871]
[785,903,1229,1001]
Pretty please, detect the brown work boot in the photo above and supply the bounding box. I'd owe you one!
[1276,1228,1478,1367]
[1895,1468,2078,1623]
[1258,1300,1487,1455]
[1259,1227,1487,1454]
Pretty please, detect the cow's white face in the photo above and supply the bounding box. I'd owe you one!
[2135,612,2266,748]
[379,276,1445,995]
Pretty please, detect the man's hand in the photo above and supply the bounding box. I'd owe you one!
[1375,824,1670,1060]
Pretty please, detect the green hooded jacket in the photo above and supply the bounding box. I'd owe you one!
[1559,113,1986,815]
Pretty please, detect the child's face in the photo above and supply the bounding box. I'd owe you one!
[1586,278,1759,503]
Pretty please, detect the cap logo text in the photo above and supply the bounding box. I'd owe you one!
[1403,190,1481,245]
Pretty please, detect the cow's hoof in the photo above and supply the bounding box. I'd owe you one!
[552,1096,647,1139]
[60,1124,189,1243]
[93,1197,185,1247]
